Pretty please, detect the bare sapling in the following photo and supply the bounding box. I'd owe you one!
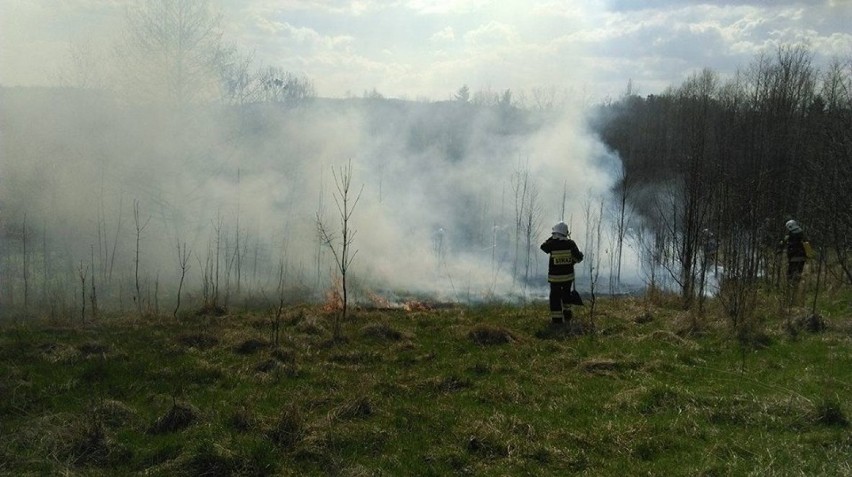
[809,245,824,318]
[196,241,212,308]
[224,235,233,307]
[154,273,160,316]
[235,168,242,298]
[273,257,286,346]
[251,233,260,289]
[214,210,223,308]
[133,200,151,317]
[522,184,542,297]
[316,159,363,341]
[108,195,124,285]
[315,171,326,293]
[90,245,98,320]
[118,277,124,313]
[584,197,605,330]
[97,175,107,286]
[613,166,632,292]
[511,162,530,286]
[42,222,49,310]
[631,225,657,309]
[487,184,507,294]
[22,213,29,313]
[174,241,191,319]
[78,260,88,322]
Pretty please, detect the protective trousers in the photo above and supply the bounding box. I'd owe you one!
[549,281,573,323]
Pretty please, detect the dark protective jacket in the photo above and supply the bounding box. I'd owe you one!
[779,231,807,263]
[540,236,584,282]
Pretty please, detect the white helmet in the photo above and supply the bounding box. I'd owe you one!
[552,222,569,238]
[785,219,802,233]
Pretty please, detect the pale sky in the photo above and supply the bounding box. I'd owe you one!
[1,0,850,100]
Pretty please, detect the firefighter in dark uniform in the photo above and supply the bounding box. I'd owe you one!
[777,219,808,288]
[540,222,584,324]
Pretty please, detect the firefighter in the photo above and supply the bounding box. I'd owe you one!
[540,222,584,324]
[776,219,809,303]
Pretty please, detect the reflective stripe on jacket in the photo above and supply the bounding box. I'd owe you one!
[540,237,583,283]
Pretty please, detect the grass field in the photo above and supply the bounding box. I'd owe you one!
[1,292,850,476]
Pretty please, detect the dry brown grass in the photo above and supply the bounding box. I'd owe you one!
[148,402,199,434]
[467,324,517,345]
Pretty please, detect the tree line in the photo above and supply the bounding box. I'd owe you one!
[592,45,852,314]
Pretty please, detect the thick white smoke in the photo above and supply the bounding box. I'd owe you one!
[1,87,630,313]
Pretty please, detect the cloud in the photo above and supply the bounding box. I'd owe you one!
[462,21,520,49]
[430,26,455,43]
[404,0,490,15]
[254,18,354,50]
[2,0,850,99]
